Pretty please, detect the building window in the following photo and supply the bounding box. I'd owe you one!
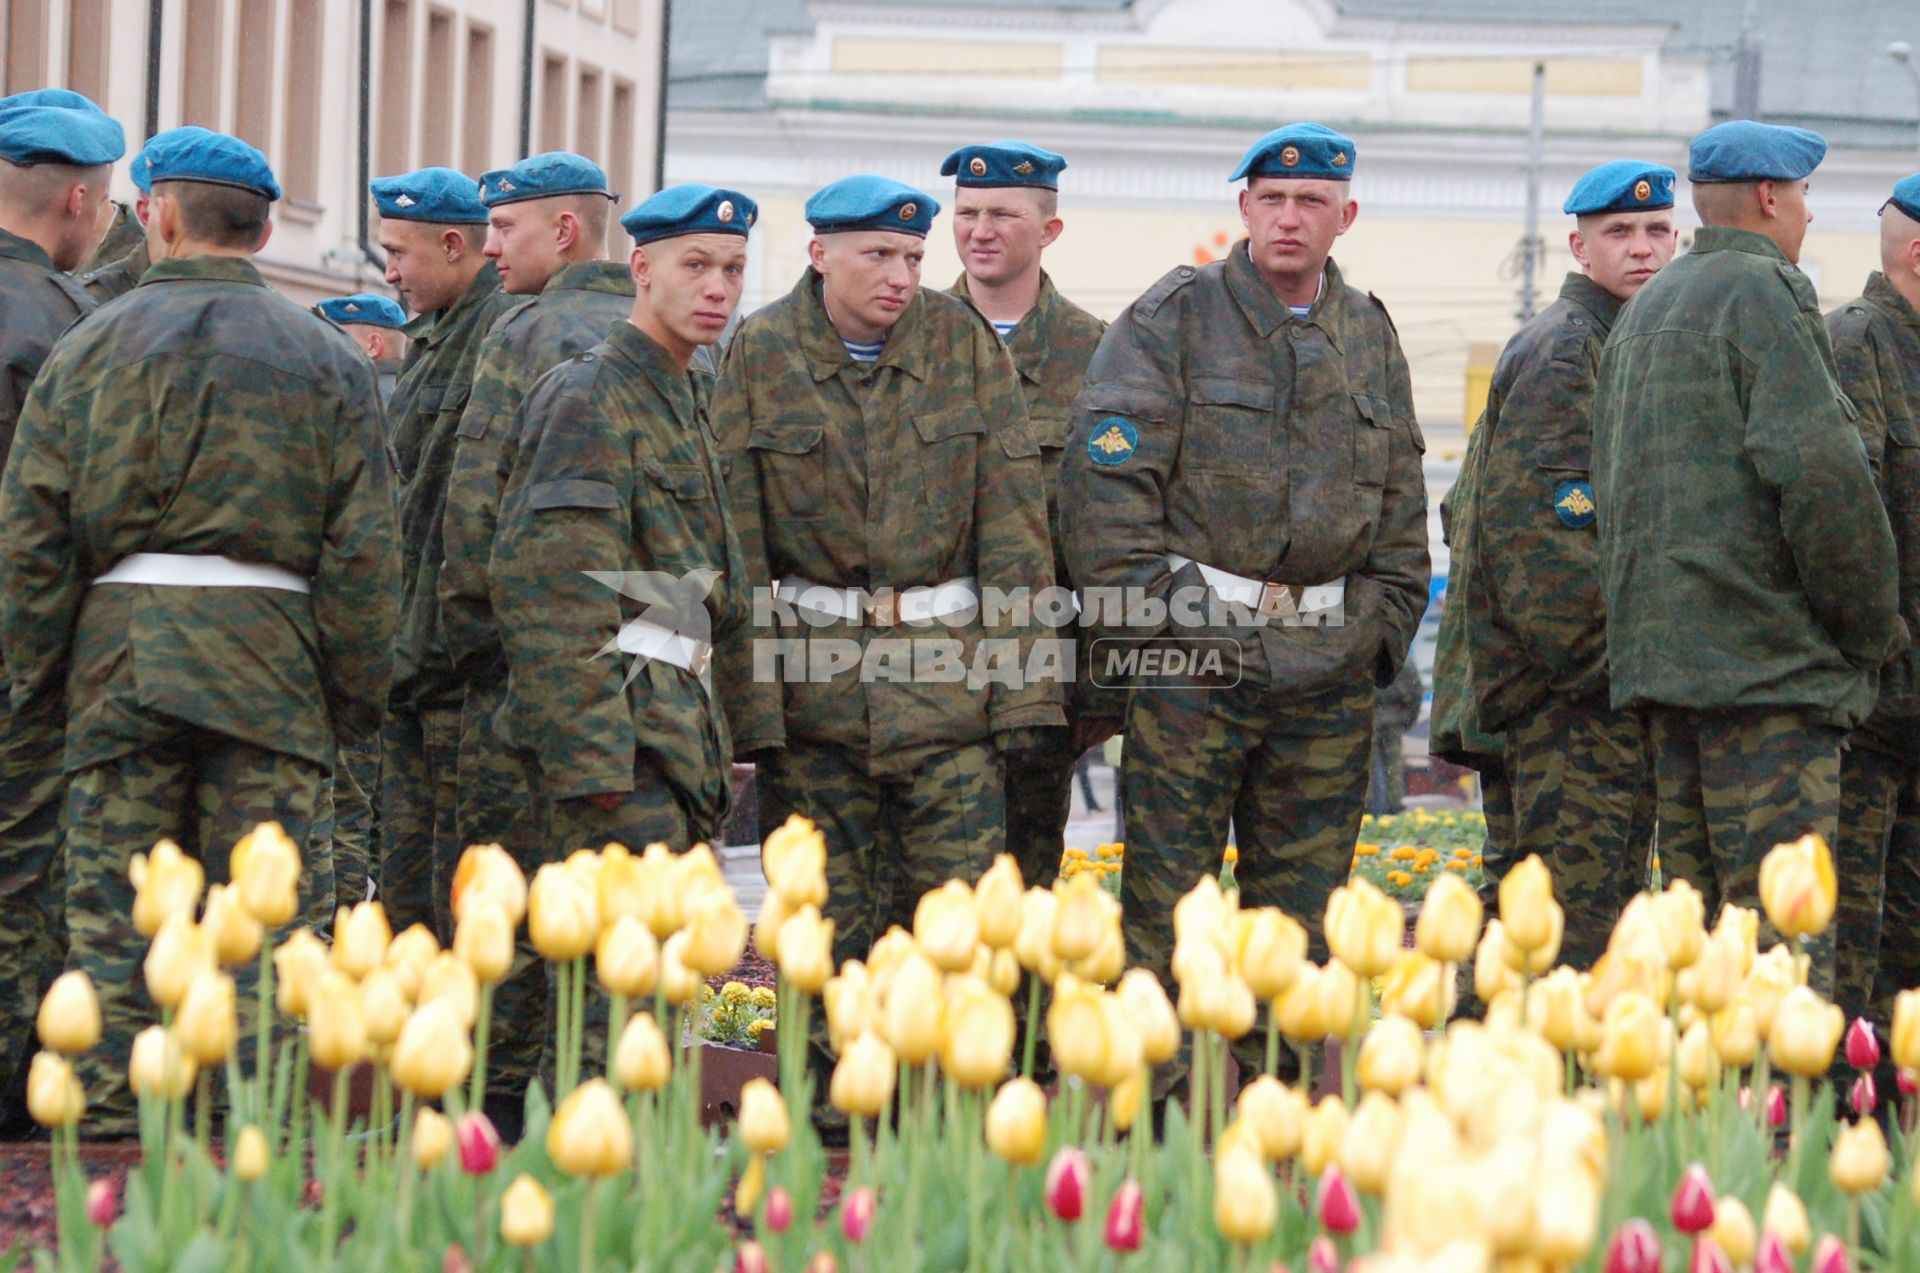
[539,52,566,153]
[378,0,412,176]
[611,0,641,36]
[65,0,107,102]
[5,0,48,95]
[181,0,221,126]
[282,0,323,202]
[420,8,454,165]
[575,65,601,161]
[462,22,492,175]
[233,0,274,151]
[607,77,634,254]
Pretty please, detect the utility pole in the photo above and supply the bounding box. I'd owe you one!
[1518,61,1545,323]
[1732,0,1763,117]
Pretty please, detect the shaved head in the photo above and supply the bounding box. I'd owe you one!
[0,158,114,269]
[0,159,110,208]
[1880,201,1920,264]
[1690,177,1814,264]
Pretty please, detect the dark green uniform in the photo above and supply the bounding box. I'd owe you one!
[77,239,149,305]
[77,201,143,276]
[375,264,511,938]
[1825,273,1920,1023]
[1368,655,1422,814]
[0,227,95,1126]
[1592,227,1907,980]
[951,272,1105,887]
[1058,245,1430,1042]
[1464,273,1655,969]
[0,254,399,1132]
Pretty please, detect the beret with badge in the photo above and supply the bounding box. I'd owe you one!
[314,293,408,329]
[1229,123,1357,182]
[939,140,1067,191]
[805,174,940,238]
[1563,160,1676,216]
[370,166,489,224]
[1687,120,1826,183]
[0,88,127,168]
[621,183,758,245]
[479,152,613,207]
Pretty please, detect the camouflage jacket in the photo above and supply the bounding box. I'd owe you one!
[372,355,404,409]
[440,260,635,684]
[0,228,92,470]
[1464,272,1620,731]
[1826,272,1920,745]
[710,269,1064,776]
[1057,245,1430,694]
[1592,227,1905,726]
[492,321,745,833]
[386,264,512,709]
[78,201,144,275]
[1429,417,1505,764]
[0,255,399,771]
[77,237,149,305]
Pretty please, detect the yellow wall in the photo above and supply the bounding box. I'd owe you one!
[1403,57,1644,97]
[831,36,1063,77]
[1096,45,1370,91]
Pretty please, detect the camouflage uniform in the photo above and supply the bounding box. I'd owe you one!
[951,272,1106,887]
[1825,273,1920,1023]
[77,201,143,275]
[1593,227,1907,982]
[1465,273,1655,970]
[0,227,95,1125]
[0,254,398,1133]
[1058,246,1430,1052]
[1368,656,1422,814]
[376,263,511,938]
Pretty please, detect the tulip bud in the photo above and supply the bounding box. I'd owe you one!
[1338,1091,1404,1197]
[1902,1068,1919,1097]
[547,1077,633,1177]
[1691,1237,1733,1273]
[127,1025,196,1099]
[528,863,599,963]
[829,1031,897,1119]
[1013,888,1063,983]
[1846,1018,1880,1069]
[390,998,474,1098]
[1594,991,1664,1083]
[1109,1069,1144,1134]
[975,855,1024,949]
[1498,854,1558,952]
[451,898,514,986]
[1852,1074,1878,1118]
[1306,1236,1340,1273]
[658,930,701,1006]
[1357,1014,1423,1096]
[175,972,237,1066]
[1768,986,1844,1077]
[1678,1019,1719,1092]
[738,1078,790,1155]
[451,844,528,928]
[776,905,836,995]
[26,1051,84,1128]
[914,880,981,972]
[1301,1095,1348,1179]
[942,977,1015,1090]
[734,1240,768,1273]
[332,900,392,979]
[840,1186,875,1244]
[1315,1165,1360,1234]
[1115,969,1180,1066]
[1213,1146,1277,1246]
[1712,1196,1756,1269]
[307,970,366,1071]
[1710,998,1759,1069]
[1651,879,1707,970]
[1829,1116,1890,1195]
[1324,877,1403,977]
[1415,870,1483,963]
[1475,920,1520,1004]
[1104,1180,1144,1253]
[1236,1076,1305,1161]
[1051,874,1108,964]
[144,912,216,1011]
[1237,908,1308,1001]
[1671,1164,1715,1234]
[1761,1183,1810,1255]
[614,1012,671,1092]
[1605,1219,1663,1273]
[1315,958,1363,1041]
[273,927,329,1018]
[411,1107,452,1170]
[1754,1230,1793,1273]
[1044,1146,1089,1221]
[37,971,102,1055]
[457,1111,501,1174]
[229,823,299,927]
[884,950,945,1066]
[823,961,875,1054]
[762,815,827,909]
[1812,1234,1852,1273]
[202,883,263,966]
[986,1076,1048,1165]
[1758,833,1837,939]
[85,1178,117,1228]
[499,1174,554,1247]
[682,887,749,977]
[1766,1085,1787,1128]
[129,838,206,937]
[231,1124,268,1183]
[1535,1165,1603,1263]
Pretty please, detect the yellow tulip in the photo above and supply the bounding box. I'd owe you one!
[614,1012,671,1092]
[1650,879,1707,970]
[761,814,827,909]
[866,926,917,1003]
[451,843,528,927]
[1830,1117,1891,1195]
[1050,872,1108,964]
[1116,968,1181,1066]
[981,946,1022,999]
[1591,991,1663,1083]
[942,977,1015,1089]
[273,927,330,1018]
[26,1051,83,1128]
[201,883,263,966]
[1324,877,1403,978]
[1713,903,1760,976]
[1213,1146,1277,1245]
[1076,921,1127,987]
[1713,1196,1757,1268]
[1676,1018,1718,1092]
[1682,927,1742,1015]
[383,923,441,1000]
[974,854,1024,949]
[1416,871,1484,963]
[144,912,215,1011]
[1094,993,1146,1088]
[1498,855,1558,953]
[1531,1162,1601,1263]
[500,1174,555,1247]
[360,967,409,1048]
[453,897,515,986]
[914,880,981,972]
[682,887,748,977]
[1744,943,1800,1040]
[1526,967,1588,1055]
[232,1124,268,1183]
[824,961,875,1053]
[1316,958,1365,1041]
[1893,988,1920,1071]
[1012,887,1063,982]
[776,905,836,994]
[985,1075,1047,1165]
[1110,1069,1144,1133]
[1767,985,1844,1077]
[412,1106,453,1170]
[417,951,480,1028]
[1301,1094,1349,1177]
[331,900,393,979]
[1340,1091,1405,1195]
[1710,999,1760,1069]
[751,889,791,963]
[1048,976,1110,1084]
[1276,963,1328,1043]
[547,1077,633,1177]
[36,971,101,1055]
[308,970,366,1071]
[1236,908,1308,1001]
[390,999,473,1098]
[738,1077,790,1154]
[1475,920,1520,1004]
[174,971,237,1066]
[1380,950,1454,1030]
[596,914,659,998]
[228,823,299,928]
[1173,876,1235,948]
[883,950,944,1065]
[1499,899,1563,974]
[1236,1076,1306,1160]
[829,1030,896,1119]
[633,843,686,939]
[1358,1014,1424,1096]
[528,863,599,963]
[659,931,702,1006]
[128,1025,196,1099]
[1762,1182,1811,1255]
[1758,833,1837,939]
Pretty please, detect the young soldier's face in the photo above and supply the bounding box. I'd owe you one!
[1767,179,1814,264]
[1571,209,1679,301]
[484,200,571,295]
[636,233,746,349]
[1239,177,1356,284]
[811,232,924,339]
[952,187,1059,287]
[379,218,473,314]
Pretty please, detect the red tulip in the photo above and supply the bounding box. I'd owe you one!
[1045,1147,1089,1222]
[767,1187,794,1234]
[1755,1230,1795,1273]
[1900,1068,1918,1097]
[1105,1180,1145,1253]
[1813,1234,1853,1273]
[85,1178,118,1228]
[441,1245,471,1273]
[1604,1218,1663,1273]
[736,1241,769,1273]
[1691,1236,1733,1273]
[1307,1237,1340,1273]
[1846,1018,1880,1070]
[456,1111,501,1175]
[840,1187,875,1244]
[1766,1086,1788,1129]
[1671,1164,1716,1234]
[1852,1074,1878,1118]
[1316,1166,1361,1236]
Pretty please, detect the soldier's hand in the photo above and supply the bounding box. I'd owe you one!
[583,792,625,813]
[1072,715,1123,754]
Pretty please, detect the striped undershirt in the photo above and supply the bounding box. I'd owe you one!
[842,337,885,363]
[991,319,1020,340]
[1287,273,1327,320]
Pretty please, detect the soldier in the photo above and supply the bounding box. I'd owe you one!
[314,293,409,404]
[0,87,121,1133]
[370,165,510,940]
[712,173,1061,1015]
[1058,124,1430,1069]
[78,190,143,276]
[1825,175,1920,1026]
[942,140,1109,889]
[1367,656,1422,815]
[74,127,194,304]
[1592,121,1906,982]
[0,129,398,1134]
[493,184,755,854]
[1462,161,1677,969]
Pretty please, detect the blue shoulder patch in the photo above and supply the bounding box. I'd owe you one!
[1087,416,1139,467]
[1552,479,1597,529]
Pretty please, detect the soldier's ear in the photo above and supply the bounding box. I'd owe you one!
[630,245,650,290]
[1568,229,1589,270]
[1336,198,1359,236]
[252,218,274,255]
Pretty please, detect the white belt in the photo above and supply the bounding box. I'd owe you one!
[1168,554,1344,624]
[615,616,712,678]
[92,553,311,594]
[776,575,978,626]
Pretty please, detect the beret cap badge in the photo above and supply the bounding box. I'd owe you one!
[899,202,917,221]
[1633,179,1651,202]
[1280,145,1300,168]
[717,200,735,223]
[969,157,988,177]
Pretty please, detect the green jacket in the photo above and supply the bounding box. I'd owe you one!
[385,264,512,709]
[78,201,144,276]
[1465,272,1621,731]
[78,238,149,305]
[711,269,1064,776]
[492,321,745,837]
[1430,418,1505,764]
[440,260,636,684]
[1826,272,1920,747]
[0,255,400,770]
[1592,227,1905,725]
[0,228,93,469]
[1058,244,1431,693]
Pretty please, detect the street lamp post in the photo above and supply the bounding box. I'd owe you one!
[1890,41,1920,167]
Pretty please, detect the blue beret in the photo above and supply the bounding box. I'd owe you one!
[1688,120,1826,183]
[1887,173,1920,223]
[315,293,407,329]
[1230,123,1356,182]
[805,175,939,238]
[940,141,1067,191]
[141,128,279,200]
[479,152,611,207]
[1563,161,1677,216]
[130,126,213,194]
[370,167,488,223]
[621,184,758,246]
[0,88,126,167]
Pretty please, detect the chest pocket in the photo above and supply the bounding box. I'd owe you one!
[1183,376,1274,474]
[1027,409,1071,451]
[391,379,471,481]
[1352,392,1393,488]
[644,461,710,502]
[913,404,987,518]
[748,422,825,519]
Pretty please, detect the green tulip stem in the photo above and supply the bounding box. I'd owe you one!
[1786,1074,1811,1184]
[966,1092,986,1273]
[1022,977,1042,1080]
[1754,1052,1773,1137]
[194,1066,211,1149]
[1296,1042,1314,1098]
[1264,1003,1280,1079]
[1666,997,1682,1135]
[470,981,496,1111]
[851,1114,869,1188]
[579,1178,599,1273]
[395,1091,417,1241]
[256,938,275,1137]
[609,991,630,1077]
[570,956,588,1096]
[1848,1195,1862,1261]
[555,959,574,1100]
[1211,1031,1228,1144]
[319,1064,349,1269]
[1191,1030,1211,1146]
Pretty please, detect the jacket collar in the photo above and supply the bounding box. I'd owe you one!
[414,262,503,348]
[1558,271,1625,331]
[950,270,1059,383]
[543,258,634,296]
[137,254,268,289]
[604,318,695,415]
[1225,240,1350,353]
[0,226,54,271]
[1865,271,1920,331]
[1688,225,1792,266]
[792,267,929,383]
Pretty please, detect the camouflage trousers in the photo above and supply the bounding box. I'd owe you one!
[1505,693,1656,971]
[1870,765,1920,1030]
[310,736,380,912]
[1004,718,1079,890]
[63,732,330,1136]
[378,703,461,940]
[1647,707,1843,991]
[540,751,719,856]
[0,711,67,1129]
[1123,677,1373,1078]
[1837,734,1920,1025]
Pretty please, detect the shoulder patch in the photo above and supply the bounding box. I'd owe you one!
[1136,265,1200,319]
[1087,416,1139,466]
[1552,479,1597,530]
